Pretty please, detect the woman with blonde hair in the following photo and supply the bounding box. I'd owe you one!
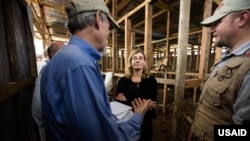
[116,48,158,141]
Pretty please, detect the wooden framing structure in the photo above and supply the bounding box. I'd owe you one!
[0,0,39,140]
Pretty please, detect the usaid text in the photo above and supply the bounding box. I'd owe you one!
[214,125,250,141]
[217,129,247,136]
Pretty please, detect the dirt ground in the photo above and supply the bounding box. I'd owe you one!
[152,86,200,141]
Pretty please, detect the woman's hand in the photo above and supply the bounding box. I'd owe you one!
[148,101,157,110]
[115,93,127,101]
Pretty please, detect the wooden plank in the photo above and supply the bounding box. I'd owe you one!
[154,0,170,10]
[155,78,175,85]
[114,73,125,78]
[124,18,132,74]
[117,0,151,23]
[111,0,119,96]
[144,3,153,69]
[31,3,48,40]
[134,9,167,28]
[0,77,34,102]
[199,0,213,79]
[39,0,64,12]
[135,29,202,47]
[150,71,200,77]
[185,79,201,88]
[160,9,169,110]
[4,0,19,81]
[117,0,130,10]
[215,47,222,62]
[105,0,111,5]
[173,0,191,140]
[213,0,222,5]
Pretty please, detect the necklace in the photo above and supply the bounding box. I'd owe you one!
[132,76,141,88]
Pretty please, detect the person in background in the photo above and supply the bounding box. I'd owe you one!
[32,41,64,141]
[40,0,151,141]
[189,0,250,140]
[36,55,43,63]
[47,41,65,59]
[36,49,49,75]
[116,48,158,141]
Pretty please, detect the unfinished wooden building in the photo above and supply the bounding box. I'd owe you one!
[0,0,224,141]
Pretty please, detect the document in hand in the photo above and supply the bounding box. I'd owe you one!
[110,101,133,123]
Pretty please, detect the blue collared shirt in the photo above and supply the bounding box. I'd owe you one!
[40,36,143,141]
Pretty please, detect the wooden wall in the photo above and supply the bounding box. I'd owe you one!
[0,0,39,140]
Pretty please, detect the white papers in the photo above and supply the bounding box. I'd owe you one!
[110,101,133,123]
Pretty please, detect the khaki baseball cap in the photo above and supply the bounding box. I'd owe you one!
[65,0,119,29]
[201,0,250,26]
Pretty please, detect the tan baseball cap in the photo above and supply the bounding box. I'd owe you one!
[65,0,119,29]
[201,0,250,26]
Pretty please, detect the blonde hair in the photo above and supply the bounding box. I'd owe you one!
[124,48,150,79]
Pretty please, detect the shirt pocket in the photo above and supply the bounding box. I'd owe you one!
[206,80,229,107]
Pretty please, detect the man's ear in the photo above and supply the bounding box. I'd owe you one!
[94,11,102,30]
[239,10,250,27]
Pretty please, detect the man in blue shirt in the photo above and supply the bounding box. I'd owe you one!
[40,0,151,141]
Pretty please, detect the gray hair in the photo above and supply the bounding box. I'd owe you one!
[66,4,108,34]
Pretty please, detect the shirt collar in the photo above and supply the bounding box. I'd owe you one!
[68,36,102,61]
[221,41,250,60]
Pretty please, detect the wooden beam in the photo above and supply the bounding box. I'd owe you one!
[105,0,111,5]
[50,33,68,38]
[213,0,222,5]
[4,0,20,81]
[47,25,68,31]
[111,0,119,98]
[134,29,202,47]
[0,78,35,103]
[144,2,153,69]
[112,0,118,72]
[173,0,191,140]
[165,10,170,59]
[215,47,222,62]
[117,0,130,10]
[39,0,64,12]
[124,18,132,74]
[117,0,151,24]
[31,4,46,39]
[134,9,167,28]
[154,0,170,10]
[185,79,201,88]
[162,10,171,114]
[199,0,213,79]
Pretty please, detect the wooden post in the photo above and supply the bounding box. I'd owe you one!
[173,0,191,140]
[125,18,132,74]
[111,0,118,98]
[215,47,222,62]
[196,45,200,72]
[163,10,171,114]
[144,2,153,70]
[173,48,176,70]
[199,0,213,79]
[131,32,135,50]
[190,45,194,71]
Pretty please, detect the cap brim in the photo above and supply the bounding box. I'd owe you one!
[201,12,228,26]
[107,14,120,29]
